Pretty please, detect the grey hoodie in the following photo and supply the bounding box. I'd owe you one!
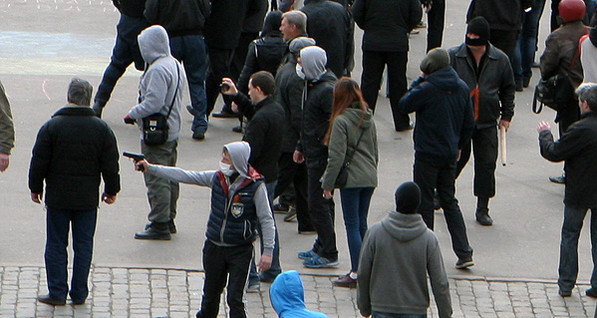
[128,25,186,142]
[357,211,452,318]
[145,141,276,254]
[300,46,327,81]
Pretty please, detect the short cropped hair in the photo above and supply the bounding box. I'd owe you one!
[249,71,275,96]
[67,78,93,106]
[576,83,597,111]
[282,10,307,35]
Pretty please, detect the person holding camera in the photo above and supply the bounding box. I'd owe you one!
[124,25,186,240]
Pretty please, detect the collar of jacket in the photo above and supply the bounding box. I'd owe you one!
[581,111,597,119]
[52,104,97,118]
[254,96,274,111]
[455,42,501,61]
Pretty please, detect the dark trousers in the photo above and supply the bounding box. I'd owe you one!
[558,205,597,292]
[274,152,312,231]
[490,29,520,65]
[456,126,498,199]
[426,0,445,52]
[414,156,473,260]
[45,207,97,303]
[171,35,208,134]
[142,140,179,224]
[360,50,410,131]
[206,47,235,116]
[513,0,546,84]
[94,14,148,108]
[197,240,253,318]
[306,158,338,260]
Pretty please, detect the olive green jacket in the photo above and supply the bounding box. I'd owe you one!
[0,82,14,155]
[321,103,378,190]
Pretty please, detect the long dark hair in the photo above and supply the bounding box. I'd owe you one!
[323,77,369,145]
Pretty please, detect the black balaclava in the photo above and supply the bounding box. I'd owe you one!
[466,16,490,46]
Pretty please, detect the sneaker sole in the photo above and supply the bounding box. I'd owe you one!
[303,260,339,268]
[298,253,315,260]
[456,261,474,269]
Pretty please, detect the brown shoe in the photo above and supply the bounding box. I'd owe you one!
[333,274,357,288]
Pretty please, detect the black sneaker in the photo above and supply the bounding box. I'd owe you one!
[135,224,171,240]
[586,287,597,298]
[192,131,205,141]
[456,257,474,269]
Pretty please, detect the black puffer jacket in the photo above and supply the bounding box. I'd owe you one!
[448,43,515,128]
[298,70,337,160]
[28,106,120,210]
[352,0,421,52]
[539,112,597,208]
[301,0,354,77]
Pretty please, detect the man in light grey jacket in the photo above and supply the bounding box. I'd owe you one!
[125,25,186,240]
[357,182,452,318]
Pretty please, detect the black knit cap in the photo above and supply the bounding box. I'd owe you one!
[395,182,421,214]
[466,16,490,46]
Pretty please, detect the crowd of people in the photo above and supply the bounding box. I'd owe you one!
[2,0,597,316]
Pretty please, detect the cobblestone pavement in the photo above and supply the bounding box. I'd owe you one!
[0,266,596,317]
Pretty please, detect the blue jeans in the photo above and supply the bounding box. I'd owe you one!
[170,35,208,134]
[94,14,148,107]
[372,311,426,318]
[558,205,597,292]
[340,187,375,272]
[513,0,545,84]
[45,206,97,303]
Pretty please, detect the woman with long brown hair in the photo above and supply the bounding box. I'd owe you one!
[321,77,379,288]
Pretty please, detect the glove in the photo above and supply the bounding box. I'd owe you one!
[124,114,136,125]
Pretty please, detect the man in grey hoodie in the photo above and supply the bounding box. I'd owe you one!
[125,25,186,240]
[357,182,452,318]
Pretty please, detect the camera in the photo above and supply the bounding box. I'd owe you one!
[220,83,230,93]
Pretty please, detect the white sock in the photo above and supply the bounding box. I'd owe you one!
[349,272,358,280]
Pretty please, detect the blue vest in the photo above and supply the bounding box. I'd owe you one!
[206,171,262,246]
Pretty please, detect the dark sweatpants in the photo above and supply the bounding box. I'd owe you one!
[306,158,338,260]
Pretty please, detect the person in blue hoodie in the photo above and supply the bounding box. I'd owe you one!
[270,270,328,317]
[398,48,475,270]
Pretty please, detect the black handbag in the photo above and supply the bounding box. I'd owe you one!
[532,74,573,114]
[142,66,180,145]
[334,128,365,189]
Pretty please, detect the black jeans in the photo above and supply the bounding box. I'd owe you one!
[426,0,445,52]
[489,29,520,65]
[306,158,338,260]
[414,155,473,260]
[274,152,312,231]
[205,47,235,116]
[45,207,97,303]
[360,50,410,130]
[456,126,498,199]
[197,240,253,318]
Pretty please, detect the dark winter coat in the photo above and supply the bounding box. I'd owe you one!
[205,0,249,49]
[539,112,597,208]
[301,0,354,77]
[399,66,475,161]
[352,0,421,52]
[466,0,535,31]
[28,105,120,210]
[448,43,515,128]
[237,36,288,95]
[113,0,146,17]
[144,0,211,36]
[275,56,305,153]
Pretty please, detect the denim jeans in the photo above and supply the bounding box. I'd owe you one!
[513,0,546,84]
[142,140,179,224]
[249,181,281,284]
[558,205,597,292]
[170,35,208,134]
[372,311,426,318]
[45,206,97,303]
[340,187,375,272]
[95,14,148,107]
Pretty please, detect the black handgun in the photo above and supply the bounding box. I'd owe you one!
[123,152,146,171]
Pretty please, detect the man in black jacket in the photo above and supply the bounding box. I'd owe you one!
[92,0,149,117]
[352,0,422,131]
[29,78,120,306]
[293,46,339,268]
[145,0,211,140]
[538,83,597,298]
[222,71,285,287]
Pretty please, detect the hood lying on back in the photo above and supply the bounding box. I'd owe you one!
[424,66,464,92]
[138,25,171,65]
[300,46,327,81]
[223,141,251,178]
[381,211,427,242]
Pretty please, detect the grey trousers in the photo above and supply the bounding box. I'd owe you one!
[141,140,179,224]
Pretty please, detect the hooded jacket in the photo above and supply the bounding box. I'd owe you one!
[270,271,329,318]
[399,66,475,161]
[146,141,275,254]
[128,25,186,142]
[275,52,306,153]
[357,211,452,318]
[321,102,378,190]
[0,82,14,155]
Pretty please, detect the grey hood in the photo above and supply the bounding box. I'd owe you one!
[381,211,427,242]
[300,46,327,81]
[224,141,251,178]
[138,25,171,65]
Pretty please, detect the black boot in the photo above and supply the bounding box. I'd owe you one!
[475,207,493,226]
[145,220,176,234]
[135,222,171,240]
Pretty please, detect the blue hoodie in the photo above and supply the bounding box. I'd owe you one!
[270,271,328,318]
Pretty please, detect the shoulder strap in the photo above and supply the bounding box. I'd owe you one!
[165,63,181,118]
[345,127,366,164]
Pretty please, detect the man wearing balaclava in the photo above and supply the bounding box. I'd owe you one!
[293,46,339,268]
[399,48,475,269]
[357,182,452,318]
[448,16,516,227]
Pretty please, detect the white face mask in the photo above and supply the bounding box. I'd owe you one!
[219,161,235,176]
[295,64,305,80]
